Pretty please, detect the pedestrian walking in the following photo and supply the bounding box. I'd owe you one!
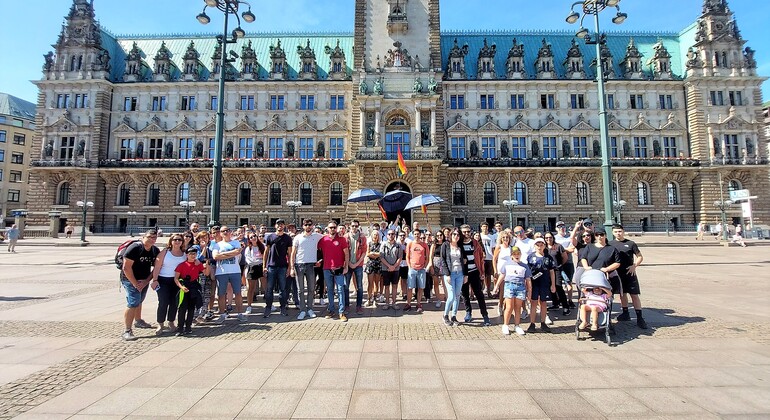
[6,224,19,253]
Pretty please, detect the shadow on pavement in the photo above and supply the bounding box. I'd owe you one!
[0,296,48,302]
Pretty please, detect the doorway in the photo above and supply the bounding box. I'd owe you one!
[547,217,557,233]
[118,218,128,233]
[58,218,68,233]
[384,182,412,227]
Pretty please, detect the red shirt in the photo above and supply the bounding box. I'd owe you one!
[318,235,348,270]
[175,260,204,282]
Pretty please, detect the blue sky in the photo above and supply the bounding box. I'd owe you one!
[0,0,767,103]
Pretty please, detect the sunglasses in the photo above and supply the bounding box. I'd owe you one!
[172,238,183,242]
[303,223,313,227]
[514,231,523,234]
[387,232,395,235]
[351,225,360,228]
[582,234,593,237]
[584,223,594,227]
[249,236,257,239]
[595,233,606,237]
[221,229,230,232]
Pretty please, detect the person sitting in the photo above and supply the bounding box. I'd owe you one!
[578,286,610,331]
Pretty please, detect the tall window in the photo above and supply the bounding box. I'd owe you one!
[385,132,410,159]
[483,181,497,206]
[238,182,251,206]
[709,90,725,106]
[7,190,20,203]
[178,182,190,204]
[330,95,344,110]
[181,95,196,111]
[452,182,467,206]
[74,94,89,108]
[178,138,193,159]
[120,138,135,159]
[545,181,559,205]
[299,182,313,205]
[663,137,678,157]
[207,138,216,159]
[329,182,344,206]
[59,136,75,160]
[238,138,254,159]
[205,183,213,206]
[209,95,218,110]
[151,96,167,111]
[0,130,5,142]
[510,94,525,109]
[299,95,314,110]
[481,137,496,159]
[123,96,138,111]
[57,182,71,205]
[659,94,673,110]
[240,95,255,110]
[724,134,739,159]
[610,136,619,158]
[540,94,555,109]
[269,182,282,206]
[117,183,130,206]
[667,182,680,205]
[450,137,466,159]
[511,137,527,159]
[148,138,163,159]
[268,138,284,159]
[270,95,285,110]
[450,95,465,109]
[480,94,495,109]
[513,181,528,205]
[633,136,648,158]
[630,94,644,109]
[606,94,615,109]
[570,94,585,109]
[728,180,741,193]
[147,183,160,206]
[637,181,650,205]
[11,152,23,164]
[728,90,743,106]
[0,150,4,162]
[57,94,71,109]
[299,138,314,159]
[612,181,619,203]
[13,134,25,145]
[572,137,588,158]
[576,181,590,205]
[542,137,557,159]
[329,138,344,159]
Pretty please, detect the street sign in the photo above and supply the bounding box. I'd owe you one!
[729,189,751,201]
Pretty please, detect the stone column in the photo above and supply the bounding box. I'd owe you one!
[430,109,436,146]
[359,108,366,146]
[414,106,421,150]
[374,110,381,147]
[48,211,62,238]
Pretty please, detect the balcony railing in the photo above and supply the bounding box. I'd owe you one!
[444,157,701,168]
[30,159,93,168]
[356,151,443,160]
[709,156,768,166]
[98,157,350,169]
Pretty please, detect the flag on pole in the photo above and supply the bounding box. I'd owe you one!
[397,146,408,177]
[378,202,388,221]
[421,205,428,215]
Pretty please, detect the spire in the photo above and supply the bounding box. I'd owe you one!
[702,0,728,15]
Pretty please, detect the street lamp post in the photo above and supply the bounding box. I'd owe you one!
[258,210,269,226]
[196,0,255,227]
[325,209,335,223]
[127,211,137,236]
[76,200,94,242]
[613,200,626,224]
[527,210,538,230]
[180,200,197,228]
[662,210,672,236]
[567,0,627,232]
[714,199,733,242]
[286,201,302,225]
[502,199,519,229]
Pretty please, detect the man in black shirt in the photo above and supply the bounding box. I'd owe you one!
[264,219,294,318]
[121,229,160,341]
[610,224,648,329]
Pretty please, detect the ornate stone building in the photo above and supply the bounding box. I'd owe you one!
[27,0,768,232]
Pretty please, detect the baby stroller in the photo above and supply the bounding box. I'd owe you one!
[574,269,616,345]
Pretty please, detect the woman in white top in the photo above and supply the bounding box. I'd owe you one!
[491,230,514,316]
[439,228,467,326]
[244,233,266,313]
[151,234,186,334]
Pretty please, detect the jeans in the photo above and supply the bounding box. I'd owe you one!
[443,271,464,317]
[265,266,288,312]
[324,269,346,315]
[344,265,364,308]
[156,276,179,324]
[295,263,316,312]
[461,270,488,317]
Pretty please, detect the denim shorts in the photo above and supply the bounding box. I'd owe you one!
[122,279,149,308]
[216,272,242,297]
[407,268,427,289]
[503,281,527,300]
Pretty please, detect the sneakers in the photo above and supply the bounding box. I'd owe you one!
[281,309,288,317]
[297,311,307,320]
[416,305,424,314]
[514,325,526,336]
[340,314,348,322]
[378,295,386,303]
[133,319,152,329]
[526,323,536,333]
[356,306,364,315]
[122,330,137,341]
[451,316,459,326]
[307,309,316,319]
[271,305,280,313]
[204,311,215,321]
[435,300,442,309]
[324,312,334,319]
[443,315,452,326]
[216,313,227,324]
[262,309,271,319]
[540,322,551,333]
[521,310,529,321]
[244,306,252,314]
[464,312,472,323]
[403,304,412,312]
[483,316,491,326]
[501,325,510,335]
[637,317,649,329]
[562,308,571,316]
[175,329,185,337]
[616,311,631,322]
[237,313,246,322]
[545,315,553,325]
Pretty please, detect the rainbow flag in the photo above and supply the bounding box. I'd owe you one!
[397,146,408,177]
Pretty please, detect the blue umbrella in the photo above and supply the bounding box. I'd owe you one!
[379,190,413,213]
[346,188,383,203]
[404,194,445,211]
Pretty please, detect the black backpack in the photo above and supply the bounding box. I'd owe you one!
[115,239,140,270]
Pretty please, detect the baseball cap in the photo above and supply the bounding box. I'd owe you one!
[593,226,606,235]
[275,218,285,225]
[186,246,199,254]
[583,218,594,226]
[556,221,565,227]
[534,238,546,245]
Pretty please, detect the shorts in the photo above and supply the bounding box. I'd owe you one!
[503,282,527,300]
[121,279,149,308]
[247,264,264,281]
[215,272,242,297]
[407,268,427,289]
[383,270,399,286]
[484,260,494,278]
[399,266,409,281]
[610,272,641,295]
[530,278,551,301]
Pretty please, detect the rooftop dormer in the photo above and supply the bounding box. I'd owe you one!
[535,38,555,79]
[296,39,318,80]
[446,38,468,80]
[649,40,673,80]
[505,38,526,79]
[563,38,585,79]
[123,42,145,82]
[269,39,288,80]
[476,38,496,80]
[620,38,643,79]
[240,40,258,80]
[182,41,200,81]
[153,41,172,82]
[325,39,347,80]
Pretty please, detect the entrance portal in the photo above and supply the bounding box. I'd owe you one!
[384,182,412,227]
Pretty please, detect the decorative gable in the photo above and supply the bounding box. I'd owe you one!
[240,40,258,80]
[563,39,585,79]
[200,117,217,132]
[535,38,556,79]
[294,115,317,132]
[539,114,565,132]
[721,114,749,130]
[264,115,286,131]
[153,41,172,82]
[506,38,526,79]
[630,113,657,132]
[477,115,503,132]
[141,115,166,132]
[446,115,473,133]
[660,113,685,131]
[649,40,673,80]
[509,114,534,132]
[112,118,136,134]
[231,116,256,132]
[621,38,643,79]
[124,42,145,82]
[170,116,195,132]
[324,40,347,80]
[476,38,496,79]
[296,39,317,80]
[323,115,347,132]
[49,115,80,132]
[182,40,200,81]
[269,39,288,80]
[570,114,595,131]
[446,38,469,80]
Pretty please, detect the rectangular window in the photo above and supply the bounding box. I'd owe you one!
[510,94,525,110]
[450,137,466,159]
[151,96,167,111]
[385,132,410,160]
[330,95,344,110]
[12,134,25,145]
[450,95,465,109]
[123,96,138,111]
[299,138,314,159]
[119,138,135,159]
[11,152,23,164]
[572,137,588,158]
[208,138,216,159]
[7,189,20,203]
[10,170,22,183]
[178,138,193,159]
[728,90,743,106]
[240,95,255,110]
[0,149,4,162]
[633,136,648,158]
[0,169,3,181]
[270,95,285,110]
[630,94,644,109]
[710,90,724,106]
[540,94,555,109]
[570,94,585,109]
[329,138,344,159]
[74,94,89,108]
[659,94,673,110]
[480,137,496,158]
[268,138,284,159]
[480,94,495,110]
[663,136,678,158]
[148,138,163,159]
[610,136,619,158]
[210,95,218,110]
[238,138,253,158]
[59,137,75,160]
[57,94,70,109]
[0,131,5,142]
[300,95,315,110]
[181,95,196,111]
[542,137,557,159]
[606,94,615,110]
[511,137,527,159]
[724,134,739,159]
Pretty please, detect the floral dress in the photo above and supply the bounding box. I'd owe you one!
[364,241,382,274]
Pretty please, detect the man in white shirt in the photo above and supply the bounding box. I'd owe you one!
[512,226,534,261]
[289,218,324,319]
[480,222,498,296]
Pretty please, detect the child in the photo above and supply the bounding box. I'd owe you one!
[579,287,611,331]
[174,246,208,336]
[492,246,531,336]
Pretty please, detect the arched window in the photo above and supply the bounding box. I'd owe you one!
[299,182,313,206]
[637,181,650,205]
[117,183,131,206]
[666,182,680,205]
[728,179,741,193]
[205,183,213,206]
[57,182,71,205]
[545,181,559,205]
[238,182,251,206]
[452,181,466,206]
[483,181,497,206]
[329,182,344,206]
[513,181,528,205]
[147,183,160,206]
[269,182,282,206]
[178,182,190,204]
[576,181,590,205]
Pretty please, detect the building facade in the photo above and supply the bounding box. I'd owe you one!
[27,0,768,232]
[0,93,36,227]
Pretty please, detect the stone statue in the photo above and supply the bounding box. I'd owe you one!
[744,47,757,68]
[470,141,479,158]
[373,78,383,95]
[164,141,173,158]
[287,141,295,158]
[76,140,86,157]
[44,140,54,157]
[195,141,204,158]
[256,141,264,158]
[366,125,375,146]
[316,141,325,158]
[420,123,430,146]
[427,76,438,94]
[746,140,755,156]
[43,51,54,72]
[225,141,234,158]
[136,142,144,158]
[623,140,632,157]
[96,49,111,71]
[562,140,571,158]
[685,47,701,69]
[358,79,368,95]
[712,137,721,155]
[592,140,601,157]
[653,140,661,157]
[500,140,509,158]
[412,77,423,93]
[531,140,539,158]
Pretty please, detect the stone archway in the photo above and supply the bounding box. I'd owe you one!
[384,181,412,226]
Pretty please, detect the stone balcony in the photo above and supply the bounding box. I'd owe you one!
[96,157,351,169]
[444,156,702,168]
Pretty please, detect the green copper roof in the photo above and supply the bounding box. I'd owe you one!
[0,93,36,121]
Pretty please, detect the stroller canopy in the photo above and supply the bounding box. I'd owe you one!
[577,269,612,290]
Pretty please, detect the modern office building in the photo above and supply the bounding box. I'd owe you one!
[0,93,36,227]
[26,0,768,232]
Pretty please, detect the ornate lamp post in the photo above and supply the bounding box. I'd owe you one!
[662,210,672,236]
[527,209,538,230]
[76,200,94,242]
[126,211,137,236]
[613,200,626,224]
[196,0,255,227]
[192,210,203,224]
[567,0,627,231]
[325,209,335,223]
[286,201,302,225]
[180,200,197,227]
[258,210,269,226]
[502,199,519,229]
[714,199,733,241]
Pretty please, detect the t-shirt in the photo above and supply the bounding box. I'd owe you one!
[398,241,408,267]
[527,253,556,283]
[293,232,324,264]
[500,261,531,284]
[122,242,159,281]
[6,228,20,240]
[175,260,204,282]
[461,240,477,273]
[547,243,567,267]
[379,241,402,268]
[406,241,428,270]
[266,233,293,268]
[579,244,620,270]
[554,234,572,252]
[609,239,640,270]
[214,240,242,275]
[318,235,348,270]
[480,233,497,261]
[514,238,535,261]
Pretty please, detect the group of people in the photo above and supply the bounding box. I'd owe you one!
[118,216,648,340]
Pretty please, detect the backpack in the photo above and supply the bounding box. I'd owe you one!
[115,239,141,270]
